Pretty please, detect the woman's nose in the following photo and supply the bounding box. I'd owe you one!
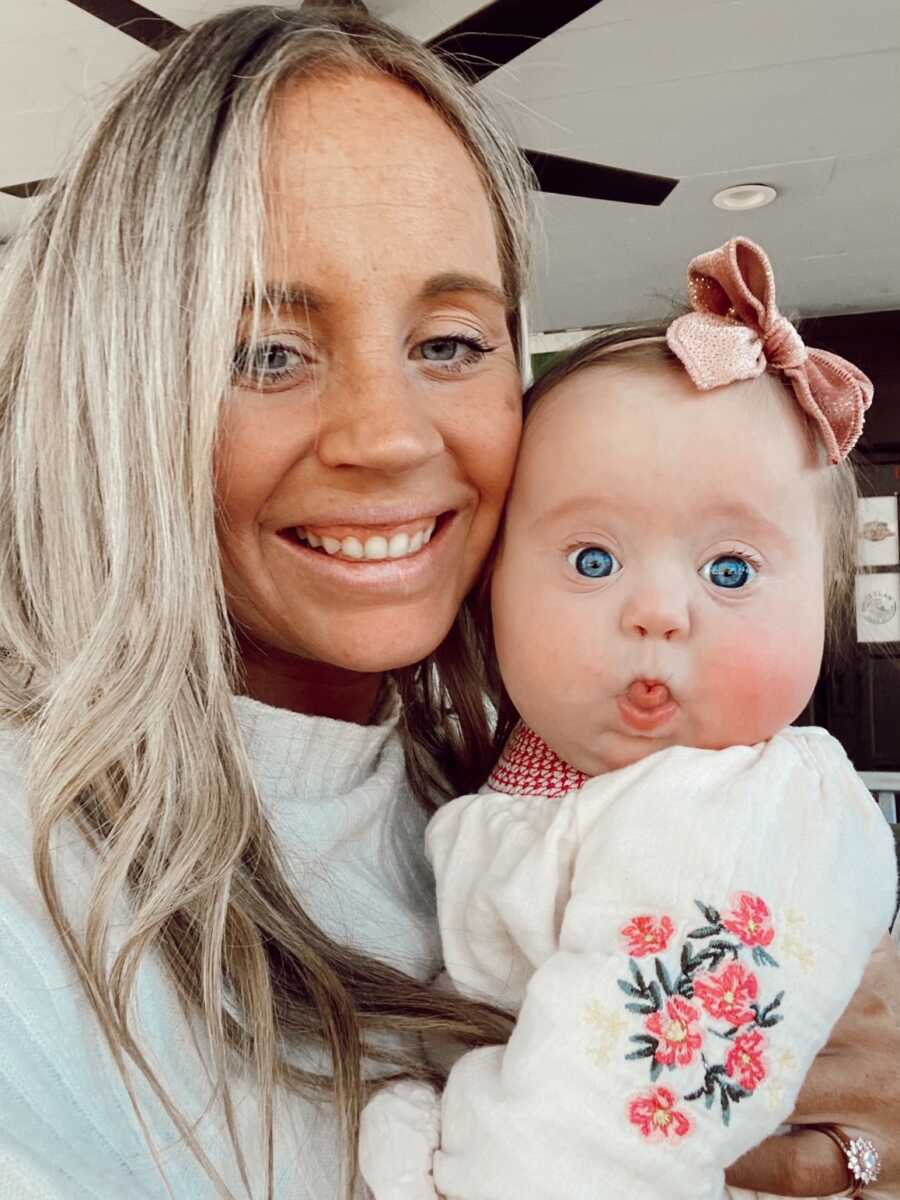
[619,578,691,641]
[314,358,445,475]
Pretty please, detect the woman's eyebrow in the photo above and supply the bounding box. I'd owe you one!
[241,284,326,312]
[419,273,509,309]
[241,274,508,312]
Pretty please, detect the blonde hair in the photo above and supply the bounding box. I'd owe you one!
[524,325,859,657]
[0,6,534,1197]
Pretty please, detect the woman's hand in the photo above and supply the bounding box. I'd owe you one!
[725,933,900,1198]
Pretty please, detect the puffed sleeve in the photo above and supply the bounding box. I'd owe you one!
[430,730,896,1200]
[426,787,581,1010]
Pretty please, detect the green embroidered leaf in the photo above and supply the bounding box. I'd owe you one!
[701,947,726,971]
[629,960,647,992]
[625,1002,657,1015]
[649,1060,662,1083]
[751,945,780,968]
[629,1034,657,1046]
[676,976,694,999]
[753,990,785,1028]
[647,980,663,1010]
[721,1088,732,1126]
[687,925,721,940]
[758,1012,784,1028]
[655,959,674,996]
[708,938,740,960]
[704,1090,715,1110]
[695,900,721,925]
[625,1046,656,1060]
[618,979,643,998]
[726,1084,750,1102]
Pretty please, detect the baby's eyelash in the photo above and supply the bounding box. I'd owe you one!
[721,547,764,569]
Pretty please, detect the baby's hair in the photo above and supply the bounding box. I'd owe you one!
[524,323,858,658]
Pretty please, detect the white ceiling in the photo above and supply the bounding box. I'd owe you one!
[1,0,898,330]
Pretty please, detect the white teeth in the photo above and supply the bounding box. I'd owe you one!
[298,520,438,561]
[388,533,410,558]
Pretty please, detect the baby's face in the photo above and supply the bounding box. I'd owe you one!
[491,363,827,775]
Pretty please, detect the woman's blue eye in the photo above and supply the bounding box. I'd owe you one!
[702,555,756,589]
[568,546,620,578]
[233,339,308,387]
[422,338,462,361]
[417,335,493,370]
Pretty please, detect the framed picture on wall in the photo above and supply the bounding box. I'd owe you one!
[856,572,900,643]
[858,496,899,567]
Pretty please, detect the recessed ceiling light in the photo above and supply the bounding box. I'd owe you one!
[712,184,778,212]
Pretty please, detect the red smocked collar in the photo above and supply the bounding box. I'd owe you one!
[487,723,589,799]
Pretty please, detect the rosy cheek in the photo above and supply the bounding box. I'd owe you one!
[699,630,821,747]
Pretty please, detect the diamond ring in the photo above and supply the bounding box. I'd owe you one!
[809,1124,882,1197]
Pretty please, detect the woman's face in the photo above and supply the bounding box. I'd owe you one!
[216,73,522,674]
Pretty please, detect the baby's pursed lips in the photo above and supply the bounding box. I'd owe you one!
[625,679,673,710]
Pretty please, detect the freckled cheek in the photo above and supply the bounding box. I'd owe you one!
[215,405,294,519]
[697,628,823,746]
[451,386,522,504]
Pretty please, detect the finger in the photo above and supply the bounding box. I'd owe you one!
[725,1129,847,1197]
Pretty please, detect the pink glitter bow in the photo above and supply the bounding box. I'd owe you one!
[666,237,873,463]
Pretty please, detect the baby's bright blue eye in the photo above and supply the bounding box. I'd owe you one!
[702,555,756,589]
[568,546,620,578]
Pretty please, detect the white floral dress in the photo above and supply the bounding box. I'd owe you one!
[360,725,896,1200]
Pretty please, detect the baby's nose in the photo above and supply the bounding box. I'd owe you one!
[626,680,672,710]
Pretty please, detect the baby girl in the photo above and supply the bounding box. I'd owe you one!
[359,239,897,1199]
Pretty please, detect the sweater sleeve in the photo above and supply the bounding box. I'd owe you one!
[428,730,896,1200]
[0,734,280,1200]
[0,851,164,1198]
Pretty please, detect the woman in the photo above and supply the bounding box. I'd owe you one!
[0,5,895,1197]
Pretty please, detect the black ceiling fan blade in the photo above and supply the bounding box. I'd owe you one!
[65,0,182,51]
[525,150,677,206]
[3,2,678,208]
[427,0,602,82]
[0,180,48,199]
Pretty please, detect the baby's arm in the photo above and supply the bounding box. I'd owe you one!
[428,731,896,1200]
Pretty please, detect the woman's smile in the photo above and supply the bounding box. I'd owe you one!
[273,508,462,591]
[293,516,440,561]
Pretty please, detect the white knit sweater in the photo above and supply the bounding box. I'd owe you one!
[0,695,442,1199]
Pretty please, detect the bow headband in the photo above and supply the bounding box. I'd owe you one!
[665,237,873,463]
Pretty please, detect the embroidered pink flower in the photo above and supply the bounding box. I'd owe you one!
[726,1030,768,1091]
[622,914,675,957]
[693,963,759,1026]
[629,1087,692,1139]
[723,893,775,948]
[646,997,703,1068]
